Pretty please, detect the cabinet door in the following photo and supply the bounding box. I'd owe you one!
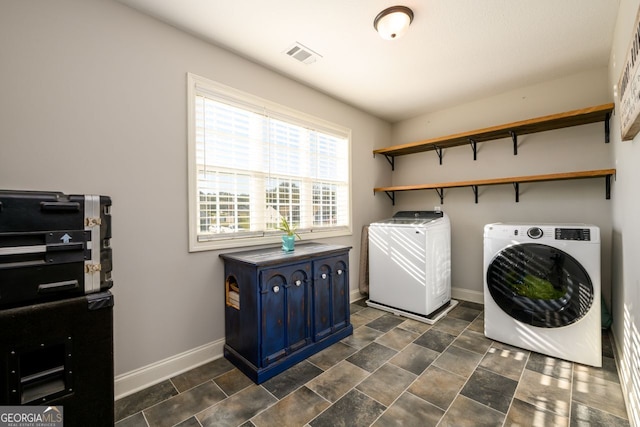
[313,253,350,341]
[331,257,349,331]
[285,268,311,353]
[313,261,332,341]
[260,272,287,367]
[260,263,311,367]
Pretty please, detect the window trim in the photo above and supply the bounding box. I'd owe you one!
[187,73,353,252]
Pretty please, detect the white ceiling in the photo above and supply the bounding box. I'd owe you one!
[116,0,619,123]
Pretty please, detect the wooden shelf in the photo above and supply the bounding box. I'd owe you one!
[374,169,616,205]
[373,103,614,167]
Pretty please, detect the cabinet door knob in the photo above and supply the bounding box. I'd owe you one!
[321,273,327,279]
[337,269,343,275]
[295,280,302,286]
[273,285,280,293]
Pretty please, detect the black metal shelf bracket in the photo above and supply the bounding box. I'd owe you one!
[469,138,478,160]
[435,146,443,165]
[605,112,611,143]
[383,191,396,205]
[605,174,612,199]
[510,131,518,155]
[434,188,444,204]
[471,185,479,203]
[513,182,520,202]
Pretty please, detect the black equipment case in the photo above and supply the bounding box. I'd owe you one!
[0,291,115,426]
[0,190,113,309]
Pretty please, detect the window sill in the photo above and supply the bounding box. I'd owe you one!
[188,228,352,252]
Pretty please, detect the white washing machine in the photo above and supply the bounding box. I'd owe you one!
[367,211,454,323]
[484,223,601,367]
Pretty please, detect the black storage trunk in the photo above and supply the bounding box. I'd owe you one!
[0,291,115,426]
[0,190,113,309]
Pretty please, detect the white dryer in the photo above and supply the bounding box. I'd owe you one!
[484,223,601,367]
[367,211,454,323]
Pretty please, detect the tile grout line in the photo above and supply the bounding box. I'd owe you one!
[568,360,575,425]
[432,311,497,426]
[361,306,489,426]
[304,316,406,426]
[129,378,183,426]
[303,309,433,426]
[499,349,532,427]
[373,315,476,423]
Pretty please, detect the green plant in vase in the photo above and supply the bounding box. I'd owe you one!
[279,217,301,252]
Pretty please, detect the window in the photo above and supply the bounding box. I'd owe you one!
[187,73,352,251]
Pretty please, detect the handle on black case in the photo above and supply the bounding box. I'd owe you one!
[40,201,81,212]
[47,242,84,252]
[37,280,79,293]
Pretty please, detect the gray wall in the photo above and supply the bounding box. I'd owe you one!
[388,68,613,304]
[0,0,390,392]
[609,0,640,424]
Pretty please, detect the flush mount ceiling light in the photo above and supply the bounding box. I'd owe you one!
[374,6,414,40]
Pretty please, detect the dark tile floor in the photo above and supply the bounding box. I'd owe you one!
[115,300,629,427]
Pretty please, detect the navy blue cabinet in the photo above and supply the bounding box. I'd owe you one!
[220,243,352,383]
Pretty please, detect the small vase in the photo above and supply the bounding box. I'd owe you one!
[282,235,295,252]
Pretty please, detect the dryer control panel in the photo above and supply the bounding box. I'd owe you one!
[555,228,591,241]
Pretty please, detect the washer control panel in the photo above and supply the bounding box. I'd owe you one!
[555,228,591,241]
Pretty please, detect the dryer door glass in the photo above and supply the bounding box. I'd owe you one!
[486,243,593,328]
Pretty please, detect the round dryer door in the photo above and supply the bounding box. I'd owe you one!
[486,243,594,328]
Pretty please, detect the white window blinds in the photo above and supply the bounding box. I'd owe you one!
[187,73,351,251]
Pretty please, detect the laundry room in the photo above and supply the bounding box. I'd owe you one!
[1,0,640,426]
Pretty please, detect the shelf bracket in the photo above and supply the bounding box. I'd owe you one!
[510,131,518,155]
[384,154,395,171]
[605,174,612,199]
[435,146,443,165]
[605,112,611,143]
[434,188,444,204]
[469,138,477,161]
[384,191,396,205]
[471,185,479,203]
[513,182,520,202]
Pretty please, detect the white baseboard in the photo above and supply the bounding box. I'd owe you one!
[114,338,225,400]
[350,289,366,303]
[451,287,484,304]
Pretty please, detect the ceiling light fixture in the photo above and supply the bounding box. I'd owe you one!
[374,6,414,40]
